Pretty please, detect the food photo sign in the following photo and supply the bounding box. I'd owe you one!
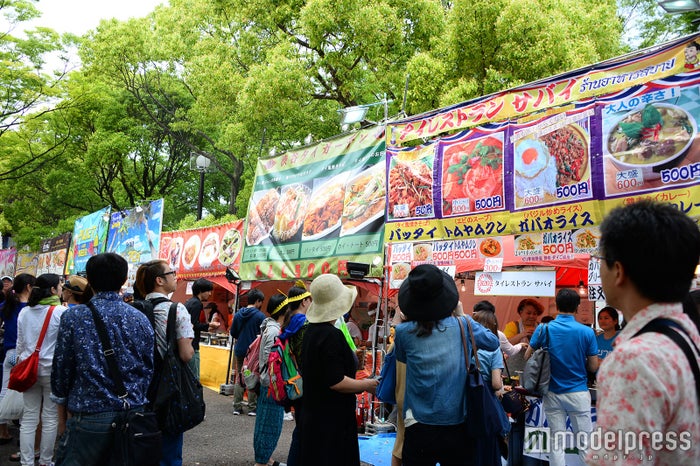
[37,232,71,275]
[240,126,386,280]
[600,78,700,199]
[160,219,244,279]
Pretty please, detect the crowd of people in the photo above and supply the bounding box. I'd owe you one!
[0,200,697,466]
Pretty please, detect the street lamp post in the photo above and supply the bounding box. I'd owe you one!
[194,155,211,220]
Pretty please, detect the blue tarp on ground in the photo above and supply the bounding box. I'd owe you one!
[359,433,396,466]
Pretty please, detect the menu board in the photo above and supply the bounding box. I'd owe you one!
[240,126,386,280]
[37,232,71,275]
[66,206,111,275]
[161,220,244,279]
[386,234,590,289]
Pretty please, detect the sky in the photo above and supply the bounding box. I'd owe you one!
[32,0,166,35]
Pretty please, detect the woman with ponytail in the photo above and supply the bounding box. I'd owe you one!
[16,274,67,466]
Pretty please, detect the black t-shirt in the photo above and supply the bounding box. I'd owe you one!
[301,322,357,409]
[184,297,208,350]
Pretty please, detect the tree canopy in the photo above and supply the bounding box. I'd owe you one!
[0,0,694,249]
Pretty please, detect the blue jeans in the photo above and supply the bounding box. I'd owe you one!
[55,411,122,466]
[160,431,183,466]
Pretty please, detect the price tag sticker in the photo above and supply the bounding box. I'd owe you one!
[483,257,503,273]
[615,169,644,191]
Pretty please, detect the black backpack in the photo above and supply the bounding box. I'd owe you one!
[130,297,177,403]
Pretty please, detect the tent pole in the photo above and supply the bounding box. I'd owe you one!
[225,280,241,386]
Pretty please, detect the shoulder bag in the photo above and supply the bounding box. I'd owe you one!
[376,346,397,404]
[9,306,55,392]
[153,304,206,435]
[457,316,510,438]
[500,351,530,417]
[87,302,161,466]
[521,323,550,397]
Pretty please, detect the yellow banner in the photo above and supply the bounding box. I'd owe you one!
[389,37,693,144]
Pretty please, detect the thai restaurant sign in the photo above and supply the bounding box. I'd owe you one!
[383,35,700,284]
[160,220,244,279]
[37,232,71,275]
[388,35,688,143]
[66,206,111,275]
[473,270,556,297]
[240,126,386,280]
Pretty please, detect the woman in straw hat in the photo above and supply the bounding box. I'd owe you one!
[393,264,500,466]
[300,274,378,466]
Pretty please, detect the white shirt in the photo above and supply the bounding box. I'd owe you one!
[587,303,700,465]
[16,303,67,377]
[499,330,524,357]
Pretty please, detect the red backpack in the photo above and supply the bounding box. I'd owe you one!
[267,336,303,406]
[241,334,262,390]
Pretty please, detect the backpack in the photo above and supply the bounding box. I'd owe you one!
[242,334,262,391]
[267,336,303,406]
[130,297,172,403]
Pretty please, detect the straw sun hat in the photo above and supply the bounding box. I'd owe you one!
[307,274,358,324]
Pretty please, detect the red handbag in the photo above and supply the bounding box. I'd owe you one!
[9,306,55,392]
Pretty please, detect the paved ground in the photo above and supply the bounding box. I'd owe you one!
[0,387,295,466]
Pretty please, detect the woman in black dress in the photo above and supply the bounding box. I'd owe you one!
[300,274,378,466]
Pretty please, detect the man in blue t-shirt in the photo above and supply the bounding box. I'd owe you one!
[230,288,265,415]
[526,288,598,466]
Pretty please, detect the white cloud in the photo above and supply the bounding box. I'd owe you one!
[34,0,166,35]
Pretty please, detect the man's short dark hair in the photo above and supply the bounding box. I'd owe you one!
[556,288,580,313]
[86,253,128,292]
[600,200,700,302]
[247,288,264,306]
[192,278,214,296]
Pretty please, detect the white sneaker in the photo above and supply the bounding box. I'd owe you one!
[247,411,256,417]
[283,412,294,421]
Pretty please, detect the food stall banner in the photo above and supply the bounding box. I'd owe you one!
[473,270,556,297]
[240,126,386,280]
[160,220,244,280]
[384,36,700,245]
[386,232,592,288]
[388,34,690,143]
[106,199,164,267]
[66,206,111,275]
[15,251,38,276]
[0,248,16,278]
[37,232,71,275]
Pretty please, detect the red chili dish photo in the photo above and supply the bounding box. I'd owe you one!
[441,136,504,215]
